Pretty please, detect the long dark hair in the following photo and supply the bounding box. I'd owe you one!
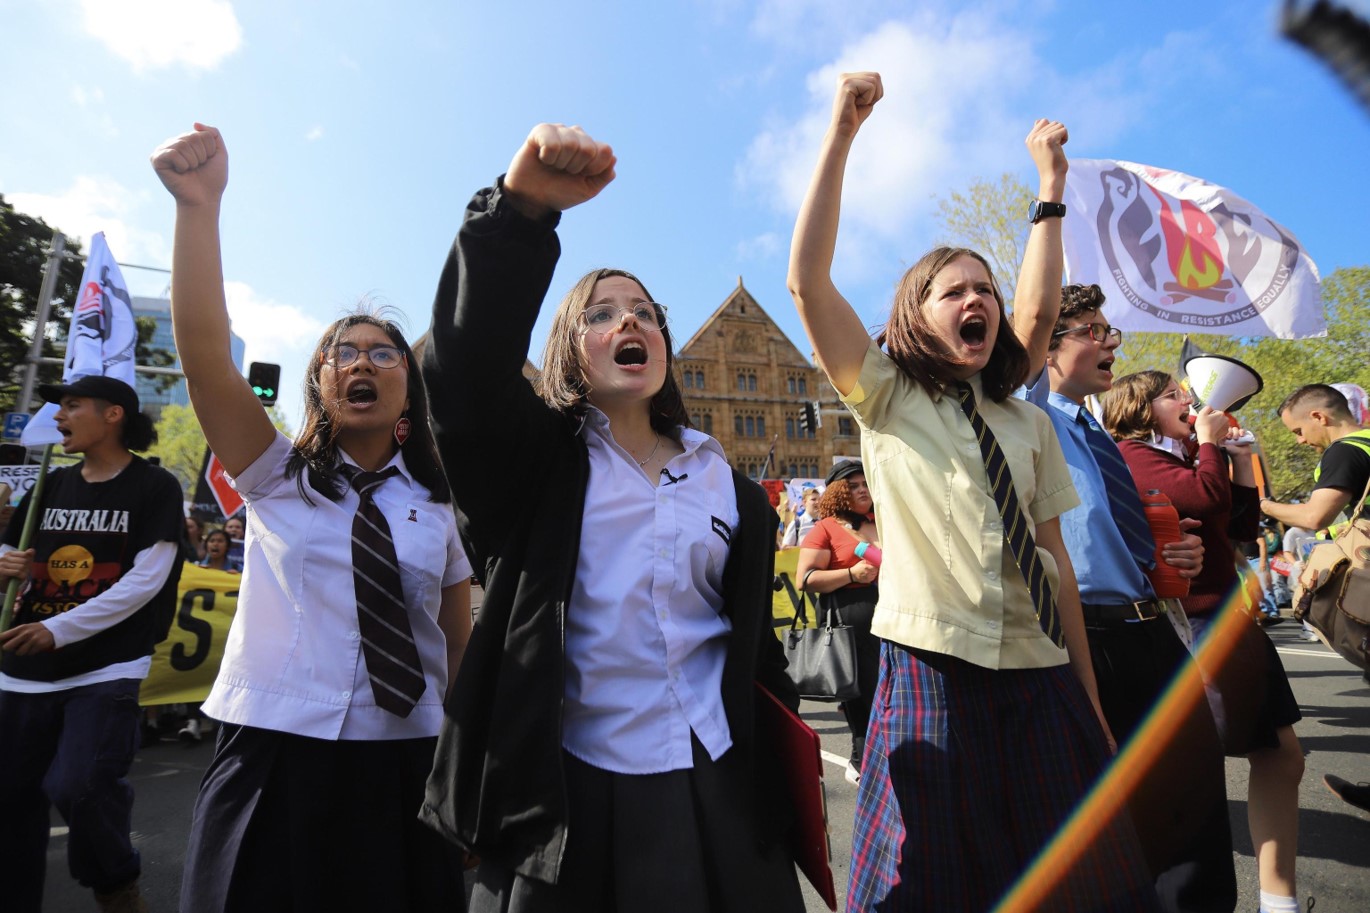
[535,268,690,438]
[287,310,451,504]
[876,247,1029,402]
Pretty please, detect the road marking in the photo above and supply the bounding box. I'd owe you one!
[1277,647,1342,658]
[820,749,848,769]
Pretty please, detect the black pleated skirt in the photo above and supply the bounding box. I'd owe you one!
[469,734,804,913]
[181,723,465,913]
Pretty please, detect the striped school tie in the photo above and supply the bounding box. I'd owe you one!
[348,466,426,717]
[1077,409,1157,571]
[954,382,1064,647]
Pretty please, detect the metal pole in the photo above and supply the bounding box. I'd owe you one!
[15,232,67,414]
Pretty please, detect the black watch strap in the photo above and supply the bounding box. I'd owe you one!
[1028,200,1067,223]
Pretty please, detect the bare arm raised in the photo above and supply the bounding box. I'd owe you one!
[151,124,275,478]
[1013,119,1070,374]
[787,72,884,397]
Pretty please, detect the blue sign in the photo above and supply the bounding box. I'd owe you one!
[3,412,30,442]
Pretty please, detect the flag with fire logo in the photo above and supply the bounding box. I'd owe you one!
[21,232,139,446]
[1061,159,1324,339]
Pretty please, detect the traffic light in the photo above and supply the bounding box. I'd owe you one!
[803,401,820,436]
[248,362,281,405]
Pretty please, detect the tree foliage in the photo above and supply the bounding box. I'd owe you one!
[1,194,177,415]
[148,403,294,499]
[934,177,1370,502]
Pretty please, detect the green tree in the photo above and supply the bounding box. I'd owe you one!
[935,172,1033,305]
[1,195,85,412]
[148,402,293,499]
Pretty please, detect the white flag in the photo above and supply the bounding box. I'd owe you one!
[21,232,139,446]
[1061,159,1324,339]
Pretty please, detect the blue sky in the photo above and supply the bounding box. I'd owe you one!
[3,0,1368,431]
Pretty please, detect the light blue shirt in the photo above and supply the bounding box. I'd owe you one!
[1022,370,1155,604]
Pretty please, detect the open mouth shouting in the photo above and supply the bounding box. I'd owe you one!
[345,379,379,406]
[613,340,649,368]
[959,315,989,351]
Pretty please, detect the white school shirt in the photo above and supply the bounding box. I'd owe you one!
[201,432,470,740]
[562,409,739,774]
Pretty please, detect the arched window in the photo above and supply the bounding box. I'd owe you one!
[747,463,759,480]
[745,416,755,437]
[748,375,757,392]
[787,463,798,478]
[788,377,796,394]
[737,374,746,392]
[798,378,808,395]
[734,415,744,435]
[757,417,766,437]
[695,371,704,389]
[786,418,795,439]
[703,414,713,434]
[691,413,701,427]
[683,372,693,388]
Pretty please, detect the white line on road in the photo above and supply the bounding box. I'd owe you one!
[1277,647,1343,658]
[820,749,847,769]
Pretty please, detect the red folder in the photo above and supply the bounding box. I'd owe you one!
[756,683,836,910]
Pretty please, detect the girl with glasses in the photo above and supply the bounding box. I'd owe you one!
[420,123,805,912]
[1102,372,1306,913]
[152,124,472,913]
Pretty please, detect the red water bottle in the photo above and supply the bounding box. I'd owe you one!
[1142,489,1190,598]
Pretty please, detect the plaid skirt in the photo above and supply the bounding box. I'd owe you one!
[846,642,1159,913]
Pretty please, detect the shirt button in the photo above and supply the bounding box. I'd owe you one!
[659,549,669,559]
[349,630,360,640]
[987,570,999,582]
[987,620,1000,630]
[659,610,668,620]
[342,690,351,699]
[988,520,1001,532]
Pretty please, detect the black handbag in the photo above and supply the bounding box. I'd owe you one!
[782,591,861,702]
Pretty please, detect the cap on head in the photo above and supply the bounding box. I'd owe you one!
[39,375,141,417]
[825,459,864,485]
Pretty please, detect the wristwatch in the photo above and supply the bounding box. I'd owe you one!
[1028,200,1067,223]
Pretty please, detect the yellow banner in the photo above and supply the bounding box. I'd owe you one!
[772,547,818,635]
[139,562,240,706]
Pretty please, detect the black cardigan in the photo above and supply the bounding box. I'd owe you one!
[419,181,799,884]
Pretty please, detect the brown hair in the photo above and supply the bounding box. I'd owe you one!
[1100,370,1172,441]
[288,309,450,504]
[1278,383,1353,421]
[536,268,689,437]
[1048,284,1107,352]
[816,479,868,529]
[876,247,1029,401]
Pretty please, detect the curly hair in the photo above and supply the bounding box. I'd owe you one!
[1048,284,1107,352]
[1100,370,1172,442]
[816,479,868,529]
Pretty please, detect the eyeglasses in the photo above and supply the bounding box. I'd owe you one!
[1152,388,1191,404]
[322,344,406,369]
[1052,322,1123,344]
[578,303,667,334]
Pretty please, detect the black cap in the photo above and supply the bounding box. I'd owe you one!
[825,459,864,485]
[38,375,140,416]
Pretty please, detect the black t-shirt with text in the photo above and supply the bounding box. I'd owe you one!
[2,456,184,681]
[1315,432,1370,521]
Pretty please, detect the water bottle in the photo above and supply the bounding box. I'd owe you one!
[1142,489,1189,598]
[854,541,883,568]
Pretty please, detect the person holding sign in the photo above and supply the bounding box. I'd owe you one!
[152,123,472,912]
[0,376,184,913]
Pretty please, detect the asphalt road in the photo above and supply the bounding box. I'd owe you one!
[40,621,1370,912]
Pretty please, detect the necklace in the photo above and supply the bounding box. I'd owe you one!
[634,433,662,467]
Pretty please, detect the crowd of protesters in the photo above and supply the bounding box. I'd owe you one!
[2,71,1369,913]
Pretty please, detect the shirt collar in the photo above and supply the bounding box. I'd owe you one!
[337,447,415,487]
[581,405,723,461]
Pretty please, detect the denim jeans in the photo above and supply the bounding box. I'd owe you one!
[0,678,143,912]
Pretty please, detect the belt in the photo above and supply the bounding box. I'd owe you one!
[1081,600,1167,624]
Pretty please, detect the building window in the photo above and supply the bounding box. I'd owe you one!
[703,414,713,434]
[788,377,796,394]
[757,417,765,437]
[747,463,758,480]
[787,463,798,478]
[838,417,853,436]
[695,371,704,389]
[808,423,816,439]
[807,463,818,477]
[737,373,746,392]
[798,378,808,395]
[683,372,693,389]
[734,415,744,435]
[786,418,795,439]
[745,416,755,437]
[748,375,757,392]
[691,413,701,427]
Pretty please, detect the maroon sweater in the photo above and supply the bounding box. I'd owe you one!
[1117,440,1259,616]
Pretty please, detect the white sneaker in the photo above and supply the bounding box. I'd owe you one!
[845,761,860,785]
[1299,631,1321,643]
[178,718,202,742]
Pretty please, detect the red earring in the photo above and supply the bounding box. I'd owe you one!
[394,416,412,446]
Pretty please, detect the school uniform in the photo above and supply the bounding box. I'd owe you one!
[180,431,470,913]
[841,341,1158,912]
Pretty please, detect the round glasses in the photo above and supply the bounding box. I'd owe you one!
[322,344,406,369]
[578,303,667,334]
[1152,388,1191,404]
[1052,322,1123,344]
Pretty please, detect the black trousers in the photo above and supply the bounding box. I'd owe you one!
[1087,617,1237,913]
[822,586,879,764]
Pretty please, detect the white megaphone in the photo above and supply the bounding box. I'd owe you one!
[1183,354,1263,446]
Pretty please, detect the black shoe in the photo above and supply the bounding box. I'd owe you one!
[1323,774,1370,812]
[1260,615,1286,627]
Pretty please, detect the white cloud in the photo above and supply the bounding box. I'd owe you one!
[5,176,168,276]
[71,85,105,107]
[80,0,242,72]
[222,281,326,367]
[735,231,782,261]
[305,125,325,142]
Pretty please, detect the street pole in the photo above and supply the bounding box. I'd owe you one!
[15,231,67,414]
